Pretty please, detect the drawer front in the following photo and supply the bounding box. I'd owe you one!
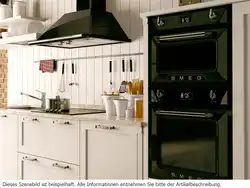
[18,116,80,165]
[18,153,79,180]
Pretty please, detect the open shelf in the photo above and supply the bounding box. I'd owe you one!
[0,33,41,45]
[0,16,45,28]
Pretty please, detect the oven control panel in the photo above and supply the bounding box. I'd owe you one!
[149,5,230,31]
[169,172,202,179]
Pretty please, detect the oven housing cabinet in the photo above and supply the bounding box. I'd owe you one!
[147,5,233,179]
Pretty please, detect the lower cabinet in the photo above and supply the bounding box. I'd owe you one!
[18,153,80,180]
[0,114,18,180]
[80,121,143,179]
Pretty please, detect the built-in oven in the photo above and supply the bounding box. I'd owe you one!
[147,5,233,180]
[148,5,232,84]
[149,106,232,179]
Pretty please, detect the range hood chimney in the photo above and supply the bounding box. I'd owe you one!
[28,0,131,49]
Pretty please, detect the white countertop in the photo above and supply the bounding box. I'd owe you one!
[140,0,249,18]
[0,108,144,127]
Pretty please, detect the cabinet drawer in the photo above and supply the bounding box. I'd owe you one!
[18,116,80,165]
[18,153,79,180]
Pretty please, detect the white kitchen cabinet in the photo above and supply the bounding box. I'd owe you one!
[0,113,18,180]
[80,121,143,179]
[18,115,80,165]
[18,153,79,180]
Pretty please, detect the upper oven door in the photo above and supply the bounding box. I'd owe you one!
[149,107,232,179]
[150,28,229,80]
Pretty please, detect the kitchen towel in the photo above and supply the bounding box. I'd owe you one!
[39,60,57,73]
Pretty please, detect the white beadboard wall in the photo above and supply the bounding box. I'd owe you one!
[7,0,177,106]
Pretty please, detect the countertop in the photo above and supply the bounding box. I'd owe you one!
[0,108,144,127]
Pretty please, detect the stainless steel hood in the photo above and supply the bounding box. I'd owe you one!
[28,0,131,49]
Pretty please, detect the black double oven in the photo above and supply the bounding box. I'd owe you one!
[148,5,233,179]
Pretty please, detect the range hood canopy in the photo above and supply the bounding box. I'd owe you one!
[28,0,131,49]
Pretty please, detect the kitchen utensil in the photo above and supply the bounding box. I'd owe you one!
[0,4,12,20]
[129,58,133,81]
[59,98,70,112]
[109,60,112,93]
[119,59,128,93]
[58,62,65,93]
[13,0,26,17]
[69,62,77,86]
[113,99,128,117]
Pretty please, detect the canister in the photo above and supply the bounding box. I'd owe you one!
[134,99,143,118]
[13,1,26,17]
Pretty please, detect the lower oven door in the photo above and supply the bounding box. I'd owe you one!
[149,108,232,179]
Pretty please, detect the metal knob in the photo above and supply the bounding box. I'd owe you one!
[179,174,185,179]
[171,172,176,177]
[64,121,70,125]
[157,17,165,27]
[23,156,37,162]
[209,9,217,19]
[32,118,38,121]
[1,115,7,118]
[52,163,70,169]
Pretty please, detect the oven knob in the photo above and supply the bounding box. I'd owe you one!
[179,174,185,179]
[197,177,202,179]
[157,17,165,27]
[156,89,164,99]
[171,172,176,178]
[209,9,217,20]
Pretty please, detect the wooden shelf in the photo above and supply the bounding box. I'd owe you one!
[0,16,45,28]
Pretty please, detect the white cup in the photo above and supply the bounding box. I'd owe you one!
[126,109,133,119]
[113,99,128,117]
[105,99,116,116]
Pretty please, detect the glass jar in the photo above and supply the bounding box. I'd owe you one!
[134,99,143,118]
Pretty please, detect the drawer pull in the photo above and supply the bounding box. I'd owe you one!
[1,115,7,118]
[52,163,70,169]
[53,121,71,125]
[23,156,37,162]
[32,118,38,122]
[95,124,116,130]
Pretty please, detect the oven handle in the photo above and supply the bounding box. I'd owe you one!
[159,31,212,41]
[155,110,214,118]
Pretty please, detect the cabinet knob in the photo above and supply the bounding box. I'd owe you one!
[64,121,70,125]
[1,115,7,118]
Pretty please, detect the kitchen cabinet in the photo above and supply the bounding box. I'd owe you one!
[18,153,79,180]
[80,121,143,179]
[0,113,18,180]
[18,115,80,165]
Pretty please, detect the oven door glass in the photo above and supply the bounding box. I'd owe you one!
[149,108,231,179]
[152,28,227,74]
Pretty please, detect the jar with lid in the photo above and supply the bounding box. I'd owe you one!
[134,99,143,118]
[13,0,26,17]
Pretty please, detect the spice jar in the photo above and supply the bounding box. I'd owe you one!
[134,99,143,118]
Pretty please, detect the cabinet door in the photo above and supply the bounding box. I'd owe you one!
[0,114,18,180]
[18,153,79,180]
[18,116,79,165]
[232,1,250,179]
[80,121,142,179]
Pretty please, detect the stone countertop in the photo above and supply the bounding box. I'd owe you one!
[0,108,144,127]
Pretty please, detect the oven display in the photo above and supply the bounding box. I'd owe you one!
[181,16,191,24]
[180,92,193,100]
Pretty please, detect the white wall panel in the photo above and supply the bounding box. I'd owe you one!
[8,0,174,106]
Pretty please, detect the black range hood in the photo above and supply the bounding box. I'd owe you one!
[28,0,131,49]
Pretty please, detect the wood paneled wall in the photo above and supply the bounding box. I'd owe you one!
[8,0,177,106]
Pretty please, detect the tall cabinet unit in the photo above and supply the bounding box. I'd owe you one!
[0,114,18,180]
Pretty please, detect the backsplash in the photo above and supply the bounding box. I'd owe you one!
[7,0,176,106]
